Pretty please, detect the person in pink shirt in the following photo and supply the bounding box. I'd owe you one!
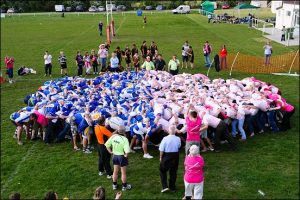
[184,145,205,200]
[185,104,206,155]
[5,56,15,83]
[98,44,108,72]
[275,98,295,131]
[30,106,48,140]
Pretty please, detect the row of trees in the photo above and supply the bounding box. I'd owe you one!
[1,0,245,12]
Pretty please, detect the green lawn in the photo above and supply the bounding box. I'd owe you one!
[1,12,299,199]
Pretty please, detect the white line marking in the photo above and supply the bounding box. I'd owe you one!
[1,143,37,196]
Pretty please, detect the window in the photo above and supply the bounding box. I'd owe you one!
[287,11,291,16]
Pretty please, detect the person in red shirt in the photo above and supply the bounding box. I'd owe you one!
[5,56,15,83]
[219,45,228,70]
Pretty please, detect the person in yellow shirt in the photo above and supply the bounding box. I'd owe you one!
[168,54,180,75]
[94,117,113,179]
[141,56,154,71]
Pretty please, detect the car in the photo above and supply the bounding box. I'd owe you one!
[222,3,230,9]
[156,5,165,11]
[1,9,6,13]
[98,6,105,12]
[75,5,84,12]
[172,5,190,14]
[65,7,73,12]
[106,3,116,11]
[116,5,126,11]
[7,8,15,14]
[145,6,153,10]
[88,6,98,12]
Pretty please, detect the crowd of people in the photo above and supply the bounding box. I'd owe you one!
[10,65,294,198]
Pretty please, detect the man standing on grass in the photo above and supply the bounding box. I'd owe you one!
[58,51,67,77]
[4,56,15,84]
[168,55,180,75]
[159,125,181,193]
[141,56,155,71]
[182,41,189,69]
[44,51,52,77]
[98,21,103,36]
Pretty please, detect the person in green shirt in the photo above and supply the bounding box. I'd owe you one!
[168,54,180,75]
[141,56,154,70]
[105,125,132,191]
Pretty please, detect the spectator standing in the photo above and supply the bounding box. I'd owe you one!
[141,56,154,71]
[90,49,99,74]
[124,46,132,71]
[187,46,194,69]
[182,41,189,69]
[131,44,138,57]
[263,42,272,65]
[98,44,108,72]
[184,145,205,200]
[203,41,212,67]
[115,47,122,65]
[146,49,153,61]
[155,54,166,71]
[140,41,148,60]
[219,45,228,69]
[95,117,113,179]
[98,21,103,36]
[150,41,158,56]
[58,51,68,77]
[4,56,15,83]
[44,51,52,77]
[159,125,181,193]
[83,51,92,75]
[109,52,120,72]
[132,53,140,72]
[75,50,84,76]
[281,26,286,41]
[168,55,180,75]
[143,15,147,27]
[105,125,132,191]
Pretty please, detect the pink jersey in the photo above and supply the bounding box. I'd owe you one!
[186,116,202,141]
[33,110,48,126]
[184,155,205,183]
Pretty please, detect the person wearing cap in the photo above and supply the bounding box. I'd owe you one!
[159,125,181,193]
[105,125,132,191]
[94,116,113,179]
[184,145,205,200]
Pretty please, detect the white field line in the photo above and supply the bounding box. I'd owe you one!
[1,143,37,195]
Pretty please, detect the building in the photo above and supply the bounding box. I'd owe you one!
[273,1,299,29]
[250,1,268,8]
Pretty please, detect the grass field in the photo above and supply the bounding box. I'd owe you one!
[1,12,299,199]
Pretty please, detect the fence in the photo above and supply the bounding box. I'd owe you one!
[224,51,299,74]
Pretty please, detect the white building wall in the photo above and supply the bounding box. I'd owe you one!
[275,3,299,29]
[271,1,282,13]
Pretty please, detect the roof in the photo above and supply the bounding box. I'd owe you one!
[234,3,259,9]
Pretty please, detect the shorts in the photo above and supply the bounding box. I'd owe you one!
[265,54,271,58]
[109,67,119,72]
[60,63,67,69]
[189,56,194,63]
[200,129,207,138]
[170,69,178,76]
[182,55,188,62]
[7,68,13,78]
[112,155,128,167]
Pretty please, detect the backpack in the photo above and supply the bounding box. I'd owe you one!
[214,54,220,72]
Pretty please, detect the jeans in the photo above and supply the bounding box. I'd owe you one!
[266,111,279,132]
[77,65,83,76]
[255,110,267,131]
[204,54,211,67]
[45,63,52,75]
[231,118,246,139]
[56,121,71,142]
[100,58,107,68]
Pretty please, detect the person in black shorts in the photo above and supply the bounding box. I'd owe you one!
[124,46,132,71]
[58,51,67,77]
[140,41,148,61]
[181,41,189,69]
[187,46,194,69]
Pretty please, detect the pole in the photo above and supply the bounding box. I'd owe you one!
[206,60,215,77]
[106,0,109,25]
[110,0,113,20]
[229,52,240,76]
[288,50,299,74]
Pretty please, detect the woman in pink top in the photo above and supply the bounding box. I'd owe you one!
[184,145,205,200]
[185,104,205,155]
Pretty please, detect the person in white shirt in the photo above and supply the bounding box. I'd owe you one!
[181,41,189,69]
[44,50,52,77]
[263,41,272,65]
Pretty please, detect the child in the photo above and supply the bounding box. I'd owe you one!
[58,51,68,77]
[83,51,92,75]
[133,53,140,72]
[5,56,15,83]
[90,49,99,74]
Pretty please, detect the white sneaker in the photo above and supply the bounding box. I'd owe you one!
[130,149,136,153]
[133,146,142,150]
[143,153,153,159]
[83,149,92,154]
[99,171,104,176]
[107,175,112,179]
[161,188,169,193]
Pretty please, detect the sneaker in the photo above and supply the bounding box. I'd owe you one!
[98,171,104,176]
[107,175,112,179]
[44,74,47,77]
[122,184,132,191]
[13,134,17,139]
[220,140,228,144]
[208,146,214,151]
[74,146,81,151]
[201,149,207,153]
[161,188,169,193]
[112,184,118,190]
[143,153,153,159]
[133,146,142,150]
[83,149,92,154]
[130,149,136,153]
